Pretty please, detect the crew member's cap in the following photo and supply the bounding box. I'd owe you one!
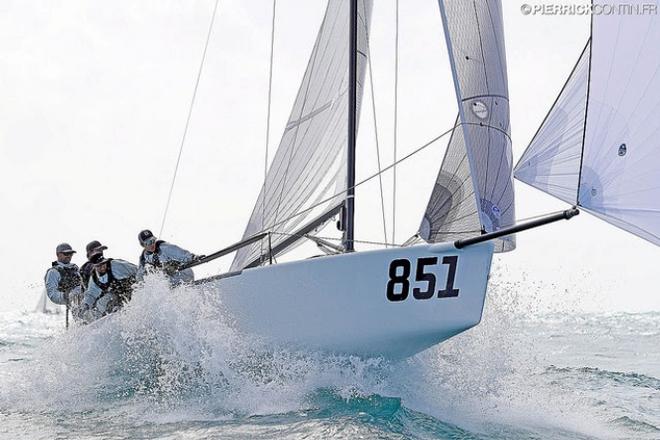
[56,243,76,254]
[89,252,109,266]
[138,229,156,246]
[85,240,108,258]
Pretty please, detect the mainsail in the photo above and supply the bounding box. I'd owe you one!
[426,0,516,252]
[232,0,373,270]
[514,4,660,246]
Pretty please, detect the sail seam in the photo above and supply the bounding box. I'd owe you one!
[285,101,333,130]
[461,94,508,102]
[461,122,511,141]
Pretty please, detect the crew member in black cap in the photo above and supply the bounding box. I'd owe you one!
[80,252,137,322]
[79,240,108,293]
[136,229,202,285]
[44,243,81,306]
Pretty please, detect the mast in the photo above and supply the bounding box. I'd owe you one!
[343,0,358,252]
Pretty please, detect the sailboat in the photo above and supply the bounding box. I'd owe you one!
[173,0,655,360]
[35,288,63,315]
[514,1,660,246]
[179,0,524,360]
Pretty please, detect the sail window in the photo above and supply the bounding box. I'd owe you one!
[471,101,489,119]
[617,143,627,156]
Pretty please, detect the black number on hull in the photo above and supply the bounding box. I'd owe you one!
[386,256,460,302]
[438,256,459,298]
[386,259,411,301]
[413,257,437,299]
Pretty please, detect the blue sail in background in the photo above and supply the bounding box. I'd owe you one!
[515,1,660,246]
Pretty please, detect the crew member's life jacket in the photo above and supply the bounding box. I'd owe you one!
[139,240,166,268]
[79,261,94,292]
[91,259,136,309]
[47,262,81,293]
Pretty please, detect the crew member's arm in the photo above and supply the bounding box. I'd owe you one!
[82,278,102,309]
[44,268,68,305]
[69,284,83,302]
[161,243,196,264]
[136,260,146,282]
[111,260,138,279]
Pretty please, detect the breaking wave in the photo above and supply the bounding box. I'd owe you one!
[0,270,658,439]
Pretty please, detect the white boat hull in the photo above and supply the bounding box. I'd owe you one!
[207,241,494,360]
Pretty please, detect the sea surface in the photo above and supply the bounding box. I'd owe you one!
[1,275,658,440]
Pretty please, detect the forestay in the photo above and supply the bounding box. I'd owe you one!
[232,0,373,270]
[429,0,515,252]
[515,5,660,246]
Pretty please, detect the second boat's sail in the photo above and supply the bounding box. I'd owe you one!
[514,41,590,205]
[515,2,660,246]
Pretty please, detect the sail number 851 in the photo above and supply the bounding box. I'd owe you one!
[386,256,459,302]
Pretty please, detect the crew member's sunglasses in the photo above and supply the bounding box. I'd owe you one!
[143,237,156,247]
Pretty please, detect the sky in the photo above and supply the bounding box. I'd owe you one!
[0,0,658,312]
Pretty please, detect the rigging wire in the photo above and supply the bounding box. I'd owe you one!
[365,9,389,248]
[392,0,400,245]
[159,0,221,237]
[270,230,403,248]
[260,126,455,236]
[261,0,277,256]
[263,0,277,226]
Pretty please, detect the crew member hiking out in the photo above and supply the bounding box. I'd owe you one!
[136,229,201,285]
[44,243,82,309]
[80,252,137,322]
[79,240,108,293]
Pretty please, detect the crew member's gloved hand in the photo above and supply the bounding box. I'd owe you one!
[76,302,89,319]
[163,261,181,276]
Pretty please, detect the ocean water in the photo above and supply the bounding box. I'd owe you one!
[0,274,658,440]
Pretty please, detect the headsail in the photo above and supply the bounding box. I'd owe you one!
[419,116,482,243]
[232,0,373,270]
[427,0,515,252]
[514,41,590,205]
[515,3,660,246]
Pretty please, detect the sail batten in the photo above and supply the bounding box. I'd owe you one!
[232,0,373,270]
[515,0,660,247]
[421,0,515,252]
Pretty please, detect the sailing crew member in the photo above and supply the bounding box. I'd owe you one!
[44,243,82,307]
[136,229,199,285]
[80,253,137,321]
[79,240,108,293]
